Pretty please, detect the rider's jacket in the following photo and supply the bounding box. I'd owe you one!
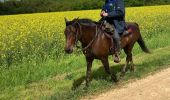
[102,0,126,34]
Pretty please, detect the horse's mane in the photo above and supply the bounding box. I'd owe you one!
[73,18,99,26]
[77,18,96,24]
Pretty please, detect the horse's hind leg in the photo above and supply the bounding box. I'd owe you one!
[101,57,118,82]
[130,57,135,72]
[121,46,134,76]
[121,59,129,77]
[126,52,135,72]
[125,46,135,72]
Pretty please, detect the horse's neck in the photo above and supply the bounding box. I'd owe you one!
[80,25,97,47]
[79,25,112,52]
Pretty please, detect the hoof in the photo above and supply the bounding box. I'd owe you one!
[83,86,89,90]
[113,77,119,83]
[130,68,135,72]
[120,72,125,77]
[130,66,135,72]
[114,79,119,83]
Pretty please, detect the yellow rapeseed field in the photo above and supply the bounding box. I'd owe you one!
[0,5,170,65]
[0,5,170,100]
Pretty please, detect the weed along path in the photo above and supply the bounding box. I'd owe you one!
[84,66,170,100]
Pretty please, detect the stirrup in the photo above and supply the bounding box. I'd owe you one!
[113,52,121,63]
[114,55,121,63]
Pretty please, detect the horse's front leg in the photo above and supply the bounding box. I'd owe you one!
[101,57,118,82]
[85,56,94,87]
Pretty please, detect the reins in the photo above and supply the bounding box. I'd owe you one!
[74,20,113,52]
[83,25,98,51]
[75,21,99,52]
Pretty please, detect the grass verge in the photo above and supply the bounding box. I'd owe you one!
[0,46,170,100]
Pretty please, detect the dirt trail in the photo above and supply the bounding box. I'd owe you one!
[86,66,170,100]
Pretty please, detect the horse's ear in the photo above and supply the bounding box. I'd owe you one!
[75,17,79,22]
[64,17,69,26]
[64,17,68,23]
[73,17,79,22]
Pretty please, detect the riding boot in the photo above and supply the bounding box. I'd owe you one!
[114,38,121,63]
[113,30,121,63]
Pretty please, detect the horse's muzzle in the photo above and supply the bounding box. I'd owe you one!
[65,48,73,54]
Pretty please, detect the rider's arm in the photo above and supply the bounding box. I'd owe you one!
[107,0,125,18]
[107,8,124,18]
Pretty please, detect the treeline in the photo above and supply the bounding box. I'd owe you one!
[0,0,170,15]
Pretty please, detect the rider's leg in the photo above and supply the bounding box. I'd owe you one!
[113,29,121,63]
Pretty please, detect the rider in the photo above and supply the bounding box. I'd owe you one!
[101,0,129,63]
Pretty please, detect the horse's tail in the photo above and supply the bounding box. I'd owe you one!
[136,23,150,53]
[137,35,150,53]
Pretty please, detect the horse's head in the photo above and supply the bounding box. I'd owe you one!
[64,18,79,54]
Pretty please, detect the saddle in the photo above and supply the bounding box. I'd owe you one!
[100,19,132,36]
[100,21,132,53]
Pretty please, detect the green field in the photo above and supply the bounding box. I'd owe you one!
[0,5,170,100]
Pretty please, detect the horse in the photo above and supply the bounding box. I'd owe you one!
[64,18,150,86]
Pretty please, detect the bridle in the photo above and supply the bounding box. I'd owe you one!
[65,18,114,54]
[73,21,99,52]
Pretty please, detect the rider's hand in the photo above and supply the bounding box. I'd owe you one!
[100,11,105,17]
[102,12,108,17]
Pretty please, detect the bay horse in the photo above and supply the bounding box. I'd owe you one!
[64,18,150,86]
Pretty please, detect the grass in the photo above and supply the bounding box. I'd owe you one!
[0,5,170,100]
[0,46,170,100]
